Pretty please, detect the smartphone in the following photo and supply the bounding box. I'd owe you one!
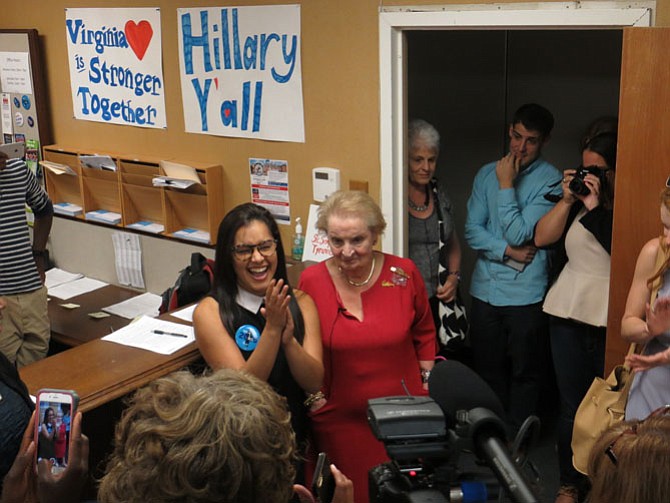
[34,388,79,475]
[311,452,336,503]
[0,142,25,159]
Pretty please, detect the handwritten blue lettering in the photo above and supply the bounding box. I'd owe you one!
[77,87,157,125]
[66,19,128,55]
[191,78,212,131]
[181,11,212,75]
[89,57,162,97]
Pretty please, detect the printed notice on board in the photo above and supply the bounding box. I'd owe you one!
[0,52,33,94]
[249,158,290,224]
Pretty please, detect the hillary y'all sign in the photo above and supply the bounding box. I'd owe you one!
[65,8,166,129]
[177,5,304,143]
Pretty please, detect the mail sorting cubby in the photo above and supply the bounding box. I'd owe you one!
[43,145,225,245]
[118,156,164,233]
[79,150,123,225]
[42,146,84,217]
[162,161,225,245]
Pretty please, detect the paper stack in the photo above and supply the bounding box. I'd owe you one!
[39,160,77,176]
[173,228,210,244]
[152,176,197,189]
[126,220,165,234]
[85,209,122,225]
[54,202,83,217]
[80,155,117,171]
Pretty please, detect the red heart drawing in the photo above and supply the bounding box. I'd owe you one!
[125,20,153,61]
[224,109,231,118]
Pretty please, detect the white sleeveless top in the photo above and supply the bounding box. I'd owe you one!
[543,208,611,327]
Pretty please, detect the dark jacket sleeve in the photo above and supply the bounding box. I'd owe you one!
[578,206,613,254]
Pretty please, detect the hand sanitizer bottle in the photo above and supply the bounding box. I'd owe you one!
[292,217,304,261]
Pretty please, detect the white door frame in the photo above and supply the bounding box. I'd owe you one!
[379,2,653,255]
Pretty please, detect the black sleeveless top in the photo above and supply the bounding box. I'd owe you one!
[230,302,308,450]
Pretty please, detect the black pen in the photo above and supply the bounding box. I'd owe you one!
[152,329,188,338]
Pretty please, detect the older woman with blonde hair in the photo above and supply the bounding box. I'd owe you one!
[298,190,436,503]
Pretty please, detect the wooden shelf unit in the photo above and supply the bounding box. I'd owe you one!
[42,145,224,244]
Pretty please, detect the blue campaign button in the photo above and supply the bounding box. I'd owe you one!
[22,95,31,110]
[235,324,261,351]
[27,116,34,127]
[13,97,20,108]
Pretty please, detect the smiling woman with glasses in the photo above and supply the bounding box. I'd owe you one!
[587,406,670,503]
[193,203,323,483]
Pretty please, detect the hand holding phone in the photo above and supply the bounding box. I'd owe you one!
[34,389,79,476]
[311,452,336,503]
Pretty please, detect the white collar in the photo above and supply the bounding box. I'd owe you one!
[236,288,264,313]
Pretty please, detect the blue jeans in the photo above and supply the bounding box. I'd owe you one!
[470,298,549,431]
[549,316,605,487]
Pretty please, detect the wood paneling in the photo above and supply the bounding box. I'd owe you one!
[606,27,670,372]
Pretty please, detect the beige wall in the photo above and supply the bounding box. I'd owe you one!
[3,0,668,292]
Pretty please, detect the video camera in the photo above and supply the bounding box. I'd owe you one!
[366,361,540,503]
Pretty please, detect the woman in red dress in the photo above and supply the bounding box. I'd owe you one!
[299,190,436,503]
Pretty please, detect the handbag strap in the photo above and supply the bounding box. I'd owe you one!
[650,237,668,305]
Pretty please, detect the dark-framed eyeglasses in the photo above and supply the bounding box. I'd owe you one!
[232,239,278,261]
[604,404,670,465]
[665,175,670,188]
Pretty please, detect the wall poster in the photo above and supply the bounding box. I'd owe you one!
[177,5,304,142]
[65,8,167,129]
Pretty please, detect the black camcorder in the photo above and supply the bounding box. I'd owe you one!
[568,165,607,197]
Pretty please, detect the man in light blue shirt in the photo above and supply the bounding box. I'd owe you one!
[465,103,562,431]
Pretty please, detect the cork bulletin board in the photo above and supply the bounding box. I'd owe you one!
[0,29,52,171]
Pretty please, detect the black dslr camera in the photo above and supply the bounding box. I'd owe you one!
[568,166,607,197]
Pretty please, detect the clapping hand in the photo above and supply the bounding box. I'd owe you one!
[261,279,291,333]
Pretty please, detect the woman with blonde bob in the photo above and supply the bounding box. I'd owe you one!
[587,407,670,503]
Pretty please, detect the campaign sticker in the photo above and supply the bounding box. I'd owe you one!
[235,324,261,351]
[27,116,34,127]
[13,97,20,108]
[22,95,31,110]
[14,112,24,127]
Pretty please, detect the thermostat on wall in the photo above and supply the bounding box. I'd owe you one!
[312,167,340,202]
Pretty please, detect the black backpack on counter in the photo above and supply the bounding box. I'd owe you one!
[159,252,215,314]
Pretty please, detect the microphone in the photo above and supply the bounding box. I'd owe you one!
[428,361,539,503]
[428,360,505,426]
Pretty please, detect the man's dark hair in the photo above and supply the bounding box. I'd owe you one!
[511,103,554,138]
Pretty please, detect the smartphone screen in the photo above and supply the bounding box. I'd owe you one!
[34,389,79,475]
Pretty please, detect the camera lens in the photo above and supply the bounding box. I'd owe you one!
[569,177,590,196]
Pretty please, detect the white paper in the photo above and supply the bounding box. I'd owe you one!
[79,155,117,171]
[302,204,332,262]
[112,232,145,288]
[40,160,77,176]
[151,176,196,189]
[159,160,201,183]
[48,277,108,300]
[1,93,13,135]
[170,304,197,322]
[102,315,194,355]
[102,292,162,319]
[0,52,33,94]
[249,157,290,224]
[45,268,84,290]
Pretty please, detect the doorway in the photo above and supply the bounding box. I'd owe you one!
[407,29,623,301]
[378,3,654,255]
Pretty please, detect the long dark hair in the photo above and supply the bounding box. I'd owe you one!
[583,131,617,210]
[213,203,305,342]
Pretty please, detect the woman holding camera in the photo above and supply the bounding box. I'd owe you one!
[534,123,617,503]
